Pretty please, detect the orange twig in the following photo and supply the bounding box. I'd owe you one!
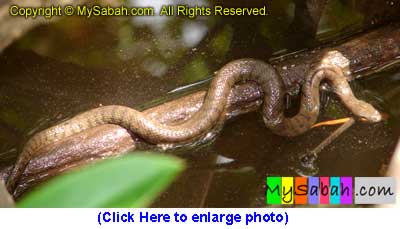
[312,117,352,128]
[312,113,389,129]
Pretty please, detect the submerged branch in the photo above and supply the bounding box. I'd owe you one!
[310,118,355,157]
[0,180,14,207]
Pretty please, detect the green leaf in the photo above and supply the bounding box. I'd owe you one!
[182,56,210,84]
[210,25,233,58]
[17,153,185,208]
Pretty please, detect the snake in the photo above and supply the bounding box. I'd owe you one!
[5,57,382,193]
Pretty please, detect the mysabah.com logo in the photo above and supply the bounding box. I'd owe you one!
[265,177,396,205]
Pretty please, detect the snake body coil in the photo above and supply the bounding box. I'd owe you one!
[6,58,382,192]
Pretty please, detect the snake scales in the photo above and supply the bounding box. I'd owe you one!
[5,56,382,193]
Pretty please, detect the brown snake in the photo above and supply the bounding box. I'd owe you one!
[5,57,382,192]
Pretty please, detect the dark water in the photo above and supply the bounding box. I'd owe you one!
[0,0,400,207]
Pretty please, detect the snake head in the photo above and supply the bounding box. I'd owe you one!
[356,102,382,122]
